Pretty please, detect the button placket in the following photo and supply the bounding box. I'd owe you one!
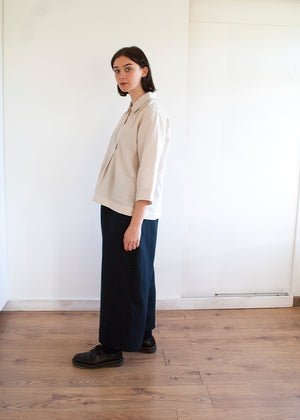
[123,108,132,125]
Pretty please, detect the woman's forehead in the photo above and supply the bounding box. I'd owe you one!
[113,56,136,68]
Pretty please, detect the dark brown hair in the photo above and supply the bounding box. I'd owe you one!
[111,46,156,97]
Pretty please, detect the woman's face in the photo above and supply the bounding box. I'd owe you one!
[112,56,148,95]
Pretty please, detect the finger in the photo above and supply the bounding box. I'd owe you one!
[128,243,137,252]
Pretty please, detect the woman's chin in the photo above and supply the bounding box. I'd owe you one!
[119,84,129,92]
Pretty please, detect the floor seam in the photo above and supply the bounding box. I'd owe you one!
[162,348,168,366]
[203,374,215,409]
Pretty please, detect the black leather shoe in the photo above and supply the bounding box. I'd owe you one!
[139,337,157,353]
[72,345,123,369]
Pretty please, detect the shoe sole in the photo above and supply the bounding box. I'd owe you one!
[138,345,157,354]
[72,357,124,369]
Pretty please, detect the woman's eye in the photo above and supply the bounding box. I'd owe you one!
[114,69,120,74]
[125,67,131,72]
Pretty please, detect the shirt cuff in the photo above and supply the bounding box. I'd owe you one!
[135,188,154,203]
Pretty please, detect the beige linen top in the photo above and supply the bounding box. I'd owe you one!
[92,92,170,220]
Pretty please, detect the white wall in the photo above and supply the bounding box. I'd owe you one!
[183,0,300,297]
[2,0,300,307]
[3,0,188,300]
[0,0,9,310]
[292,168,300,296]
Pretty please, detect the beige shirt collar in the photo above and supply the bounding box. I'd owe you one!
[128,92,157,113]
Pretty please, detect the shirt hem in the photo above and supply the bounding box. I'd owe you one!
[92,195,160,220]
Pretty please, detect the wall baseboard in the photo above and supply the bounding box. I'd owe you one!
[0,296,9,312]
[3,294,293,311]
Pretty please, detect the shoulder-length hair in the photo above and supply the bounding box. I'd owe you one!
[111,46,156,97]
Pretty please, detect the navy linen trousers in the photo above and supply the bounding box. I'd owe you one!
[99,205,158,352]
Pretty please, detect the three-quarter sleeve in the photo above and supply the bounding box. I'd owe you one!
[136,107,169,203]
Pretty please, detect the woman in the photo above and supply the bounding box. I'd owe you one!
[72,46,170,369]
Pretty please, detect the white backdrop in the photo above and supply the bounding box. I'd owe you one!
[3,0,188,301]
[183,0,300,297]
[1,0,300,309]
[0,0,9,310]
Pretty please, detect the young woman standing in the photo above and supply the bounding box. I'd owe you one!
[72,46,170,369]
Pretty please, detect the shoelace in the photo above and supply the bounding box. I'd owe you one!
[90,344,103,354]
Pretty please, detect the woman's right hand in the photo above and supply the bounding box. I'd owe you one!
[123,224,141,251]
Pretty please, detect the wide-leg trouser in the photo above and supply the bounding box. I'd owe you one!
[99,205,158,352]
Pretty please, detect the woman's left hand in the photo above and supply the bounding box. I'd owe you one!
[123,200,150,251]
[123,225,141,251]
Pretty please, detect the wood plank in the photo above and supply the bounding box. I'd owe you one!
[0,364,203,388]
[160,318,300,336]
[0,385,212,410]
[0,408,178,420]
[199,358,300,384]
[208,382,300,408]
[196,349,300,379]
[182,307,300,321]
[177,407,300,420]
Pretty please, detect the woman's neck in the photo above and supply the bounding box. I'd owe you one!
[129,86,146,104]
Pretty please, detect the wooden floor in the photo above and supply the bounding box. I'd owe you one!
[1,308,300,419]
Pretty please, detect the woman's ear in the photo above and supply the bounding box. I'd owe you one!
[142,67,149,78]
